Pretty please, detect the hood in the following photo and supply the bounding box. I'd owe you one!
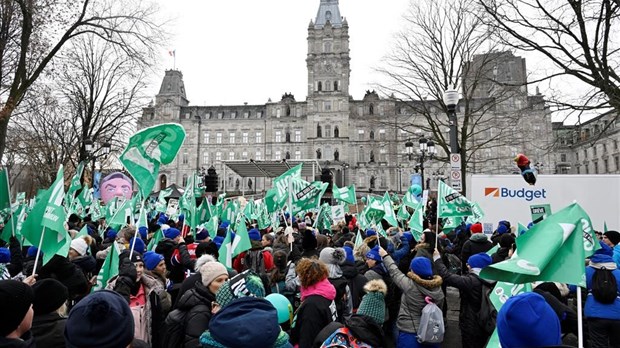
[345,314,384,347]
[301,278,336,302]
[177,281,215,310]
[205,297,289,348]
[72,255,97,271]
[408,272,443,290]
[340,261,359,279]
[470,233,490,243]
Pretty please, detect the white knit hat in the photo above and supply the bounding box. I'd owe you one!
[70,238,88,256]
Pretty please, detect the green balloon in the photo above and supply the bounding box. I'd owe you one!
[266,293,293,324]
[361,196,367,204]
[410,184,422,196]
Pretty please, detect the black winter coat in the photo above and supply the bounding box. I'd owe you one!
[175,281,215,347]
[341,262,367,310]
[290,294,335,348]
[0,333,35,348]
[460,234,493,273]
[435,258,494,348]
[155,239,194,284]
[5,237,23,277]
[37,255,89,299]
[31,313,66,348]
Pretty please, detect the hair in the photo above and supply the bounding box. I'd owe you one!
[263,233,274,245]
[271,250,289,284]
[354,242,370,261]
[119,226,136,242]
[296,258,328,288]
[101,172,132,185]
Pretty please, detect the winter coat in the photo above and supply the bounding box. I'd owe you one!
[108,274,165,348]
[313,314,385,348]
[460,234,493,273]
[146,270,172,315]
[232,249,275,274]
[364,261,401,324]
[175,280,215,347]
[585,254,620,320]
[384,255,444,333]
[31,313,66,348]
[71,255,97,279]
[491,247,510,264]
[340,261,367,310]
[435,257,495,348]
[614,244,620,269]
[0,333,36,348]
[37,255,89,300]
[2,237,23,278]
[290,278,337,348]
[155,239,194,284]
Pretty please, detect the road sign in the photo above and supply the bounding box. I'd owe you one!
[450,169,462,191]
[450,154,461,170]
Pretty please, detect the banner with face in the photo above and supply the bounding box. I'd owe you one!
[100,172,133,204]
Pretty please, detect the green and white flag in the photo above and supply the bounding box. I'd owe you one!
[289,180,328,215]
[107,199,134,231]
[147,230,164,251]
[67,162,85,196]
[480,203,598,287]
[92,241,120,291]
[1,204,26,242]
[402,190,418,209]
[517,222,528,237]
[408,201,424,241]
[231,214,252,257]
[333,183,357,205]
[397,204,410,221]
[119,123,186,199]
[485,282,533,348]
[21,166,70,265]
[180,174,198,230]
[74,225,89,239]
[0,168,10,218]
[15,192,25,205]
[218,228,233,268]
[205,216,219,239]
[381,192,398,227]
[530,204,552,224]
[331,205,345,224]
[354,231,363,249]
[437,180,473,218]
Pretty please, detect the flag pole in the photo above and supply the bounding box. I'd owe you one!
[32,227,46,276]
[4,168,16,237]
[128,204,144,260]
[576,286,584,348]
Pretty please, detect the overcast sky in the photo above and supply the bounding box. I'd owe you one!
[150,0,410,105]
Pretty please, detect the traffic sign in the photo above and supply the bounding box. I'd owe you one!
[450,154,461,170]
[450,168,462,191]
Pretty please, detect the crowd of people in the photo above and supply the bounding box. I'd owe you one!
[0,205,620,348]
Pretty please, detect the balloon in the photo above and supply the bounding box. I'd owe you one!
[361,197,367,204]
[409,184,422,196]
[100,172,133,204]
[265,293,293,324]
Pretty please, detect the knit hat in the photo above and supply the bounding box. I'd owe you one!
[129,251,143,264]
[467,253,493,269]
[365,246,382,262]
[200,261,228,287]
[0,248,9,263]
[70,238,89,256]
[357,279,387,325]
[496,223,509,235]
[499,233,515,248]
[319,247,347,265]
[26,246,38,258]
[0,280,34,336]
[164,227,181,239]
[343,245,355,263]
[143,251,164,271]
[213,236,224,249]
[410,257,433,279]
[497,292,561,348]
[604,230,620,245]
[248,228,261,241]
[365,229,377,237]
[105,228,117,240]
[64,290,134,348]
[195,228,209,241]
[470,223,483,234]
[595,240,614,256]
[219,221,230,230]
[32,279,68,315]
[138,226,148,240]
[216,270,265,308]
[157,214,169,226]
[129,237,146,255]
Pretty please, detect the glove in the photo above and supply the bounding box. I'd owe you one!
[118,255,137,283]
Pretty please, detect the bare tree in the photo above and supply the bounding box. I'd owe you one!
[0,0,166,160]
[375,0,548,194]
[478,0,620,127]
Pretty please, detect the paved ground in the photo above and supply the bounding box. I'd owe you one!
[443,286,463,346]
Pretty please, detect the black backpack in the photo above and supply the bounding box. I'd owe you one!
[592,267,618,304]
[161,308,189,347]
[475,280,497,336]
[243,250,272,294]
[329,277,349,323]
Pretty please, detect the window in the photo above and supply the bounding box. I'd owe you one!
[585,164,589,174]
[594,146,598,156]
[295,150,301,160]
[369,131,375,140]
[318,81,322,92]
[274,150,282,160]
[217,112,223,119]
[275,131,282,143]
[325,125,332,138]
[257,111,263,118]
[324,42,332,53]
[182,174,188,187]
[242,151,248,160]
[205,112,211,119]
[244,111,250,118]
[334,126,339,138]
[584,149,588,159]
[182,152,188,165]
[615,155,619,170]
[286,106,291,117]
[594,161,599,174]
[242,133,248,143]
[358,148,365,162]
[216,133,222,144]
[380,148,387,162]
[324,101,331,111]
[276,109,281,118]
[256,151,262,160]
[604,159,609,173]
[615,140,619,150]
[203,132,210,144]
[202,152,209,165]
[216,152,222,162]
[334,81,338,91]
[358,130,364,141]
[285,151,291,159]
[295,130,301,142]
[256,132,262,143]
[229,152,235,161]
[317,124,322,138]
[576,152,579,161]
[231,112,236,119]
[560,154,567,162]
[369,104,374,115]
[603,143,608,153]
[285,132,291,143]
[379,129,386,140]
[229,133,235,144]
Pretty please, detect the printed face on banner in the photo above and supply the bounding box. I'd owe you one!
[100,172,133,204]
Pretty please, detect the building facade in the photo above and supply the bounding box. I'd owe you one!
[139,0,555,195]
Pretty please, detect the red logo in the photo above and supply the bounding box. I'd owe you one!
[485,187,499,197]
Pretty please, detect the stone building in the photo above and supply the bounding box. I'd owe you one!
[139,0,555,195]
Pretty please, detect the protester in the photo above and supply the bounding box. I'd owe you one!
[30,279,68,347]
[0,237,23,280]
[143,251,172,314]
[0,280,35,348]
[460,223,493,274]
[156,227,195,285]
[319,247,353,322]
[340,243,368,312]
[603,230,620,268]
[491,233,515,264]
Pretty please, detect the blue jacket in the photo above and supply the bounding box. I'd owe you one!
[613,244,620,269]
[585,254,620,320]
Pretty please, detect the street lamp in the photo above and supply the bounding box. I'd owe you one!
[405,140,414,160]
[405,136,435,190]
[443,88,459,155]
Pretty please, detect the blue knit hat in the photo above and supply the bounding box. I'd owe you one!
[219,221,230,230]
[467,253,493,269]
[497,292,561,348]
[26,246,38,258]
[196,228,209,241]
[248,228,261,241]
[343,245,355,263]
[213,236,224,249]
[143,251,164,271]
[410,257,433,279]
[496,224,509,235]
[365,229,377,237]
[138,226,148,240]
[106,228,118,240]
[129,237,145,255]
[164,228,181,239]
[157,214,169,226]
[365,246,382,262]
[0,248,10,263]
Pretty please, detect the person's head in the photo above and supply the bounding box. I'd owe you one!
[128,237,146,255]
[295,258,329,289]
[499,233,515,249]
[64,290,134,348]
[410,257,434,280]
[0,280,34,338]
[200,261,229,294]
[357,279,387,325]
[32,279,68,316]
[261,233,274,248]
[421,231,436,249]
[143,251,166,277]
[470,223,483,234]
[100,172,133,204]
[129,252,144,281]
[467,252,493,271]
[68,236,93,259]
[214,271,265,313]
[164,227,181,242]
[603,230,620,247]
[365,245,382,268]
[497,292,561,348]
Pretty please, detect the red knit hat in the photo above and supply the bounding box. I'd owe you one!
[471,223,483,234]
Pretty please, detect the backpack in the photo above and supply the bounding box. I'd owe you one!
[475,281,497,336]
[320,327,374,348]
[592,267,619,304]
[446,253,462,275]
[161,308,189,347]
[416,296,445,344]
[243,250,272,294]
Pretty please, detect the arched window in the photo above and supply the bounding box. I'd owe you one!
[317,124,322,138]
[285,151,291,159]
[248,179,253,190]
[235,179,240,190]
[334,81,339,91]
[316,149,322,159]
[369,130,375,140]
[159,174,167,191]
[182,174,188,187]
[334,149,340,161]
[358,148,365,162]
[318,81,323,92]
[285,132,291,143]
[334,126,339,138]
[370,176,376,189]
[369,104,374,115]
[369,150,375,163]
[286,105,291,116]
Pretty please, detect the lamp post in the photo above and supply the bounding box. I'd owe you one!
[405,136,435,190]
[443,88,459,155]
[84,138,111,185]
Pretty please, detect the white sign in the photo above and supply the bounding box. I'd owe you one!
[331,205,345,223]
[450,169,462,191]
[450,154,462,170]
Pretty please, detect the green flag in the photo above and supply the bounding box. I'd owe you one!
[1,204,26,242]
[402,190,418,209]
[354,231,363,249]
[92,241,120,291]
[180,174,198,230]
[119,123,186,199]
[147,230,164,251]
[243,199,256,221]
[289,180,328,215]
[333,183,357,205]
[408,201,424,241]
[21,166,70,265]
[486,244,499,256]
[75,225,89,239]
[107,199,134,231]
[197,199,212,224]
[604,221,609,232]
[480,203,598,287]
[218,228,233,268]
[15,192,25,205]
[437,180,473,218]
[0,168,10,218]
[67,162,85,196]
[231,214,251,257]
[381,192,398,227]
[517,222,528,237]
[205,216,219,239]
